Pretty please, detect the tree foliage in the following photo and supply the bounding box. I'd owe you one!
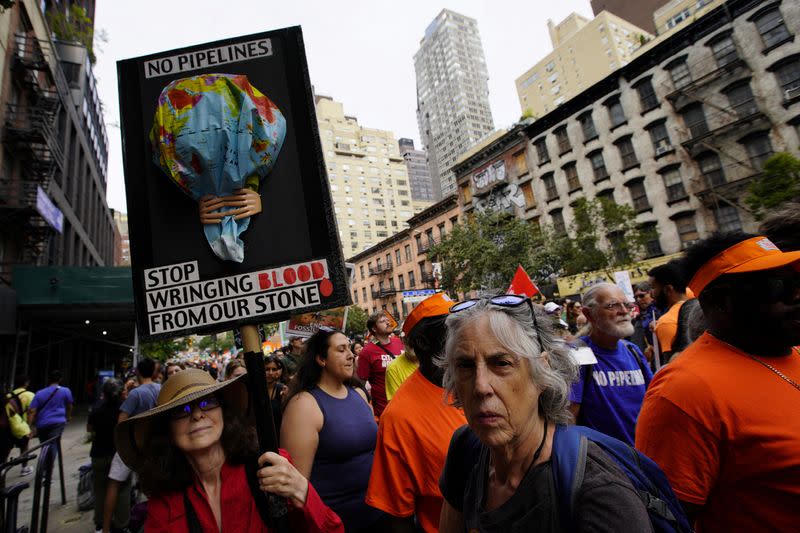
[745,152,800,220]
[558,198,652,276]
[430,212,540,294]
[46,5,103,63]
[345,305,369,337]
[139,337,188,362]
[430,201,651,294]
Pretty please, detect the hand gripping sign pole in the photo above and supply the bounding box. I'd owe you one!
[241,324,290,532]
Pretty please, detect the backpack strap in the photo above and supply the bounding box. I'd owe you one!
[183,490,204,533]
[372,341,398,359]
[551,424,589,532]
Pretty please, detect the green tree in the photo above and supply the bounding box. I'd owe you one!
[556,198,652,276]
[345,305,368,336]
[430,212,541,294]
[46,5,105,63]
[745,152,800,219]
[139,337,188,362]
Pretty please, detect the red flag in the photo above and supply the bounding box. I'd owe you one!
[507,265,540,298]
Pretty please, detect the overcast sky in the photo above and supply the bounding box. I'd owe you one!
[94,0,594,213]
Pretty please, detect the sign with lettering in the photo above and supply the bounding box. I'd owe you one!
[36,186,63,233]
[118,28,348,340]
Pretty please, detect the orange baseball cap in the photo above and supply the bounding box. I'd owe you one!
[688,236,800,296]
[402,293,453,336]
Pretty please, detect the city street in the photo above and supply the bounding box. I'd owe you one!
[8,409,97,533]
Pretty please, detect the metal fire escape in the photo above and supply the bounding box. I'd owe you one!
[1,33,68,269]
[662,38,772,216]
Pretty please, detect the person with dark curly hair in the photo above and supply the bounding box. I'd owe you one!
[114,368,343,532]
[264,355,287,439]
[636,231,800,532]
[281,329,385,532]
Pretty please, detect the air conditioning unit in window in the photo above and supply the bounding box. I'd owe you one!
[785,86,800,101]
[655,140,672,156]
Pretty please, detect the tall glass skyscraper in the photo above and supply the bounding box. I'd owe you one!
[414,9,495,199]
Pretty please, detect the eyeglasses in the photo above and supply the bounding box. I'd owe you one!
[450,295,543,353]
[599,301,637,312]
[170,395,220,420]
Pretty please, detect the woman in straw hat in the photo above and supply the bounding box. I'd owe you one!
[115,368,343,532]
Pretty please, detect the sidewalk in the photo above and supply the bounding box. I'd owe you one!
[6,409,96,532]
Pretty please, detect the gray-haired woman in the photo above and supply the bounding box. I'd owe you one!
[437,295,653,532]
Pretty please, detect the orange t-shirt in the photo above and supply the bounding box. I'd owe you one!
[635,333,800,532]
[365,370,466,533]
[654,300,684,353]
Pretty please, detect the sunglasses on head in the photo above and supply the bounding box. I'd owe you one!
[450,295,544,353]
[170,395,221,420]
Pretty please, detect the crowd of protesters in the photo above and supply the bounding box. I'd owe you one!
[6,220,795,533]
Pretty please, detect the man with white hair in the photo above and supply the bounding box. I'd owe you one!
[569,282,652,445]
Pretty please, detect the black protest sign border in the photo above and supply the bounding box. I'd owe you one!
[118,27,349,342]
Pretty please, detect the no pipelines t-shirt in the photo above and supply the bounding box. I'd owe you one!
[569,336,652,445]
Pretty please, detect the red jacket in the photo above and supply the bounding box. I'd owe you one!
[144,456,343,533]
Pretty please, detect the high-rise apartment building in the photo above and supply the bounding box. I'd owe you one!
[414,9,495,199]
[315,96,430,256]
[590,0,669,33]
[653,0,723,35]
[515,12,653,118]
[398,138,435,202]
[113,211,130,266]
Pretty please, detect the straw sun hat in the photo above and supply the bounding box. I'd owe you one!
[114,368,250,471]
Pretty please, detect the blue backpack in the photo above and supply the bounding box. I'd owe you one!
[552,424,693,533]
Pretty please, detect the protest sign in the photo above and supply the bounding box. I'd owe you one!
[286,306,349,338]
[118,28,349,340]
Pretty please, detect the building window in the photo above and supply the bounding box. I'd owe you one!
[647,121,671,155]
[579,112,597,142]
[564,163,581,192]
[682,104,709,138]
[697,152,726,187]
[520,182,536,207]
[353,290,358,304]
[359,265,365,280]
[404,244,412,261]
[710,34,738,67]
[438,222,446,241]
[362,287,367,301]
[774,58,800,100]
[742,132,774,171]
[395,249,402,265]
[460,183,472,204]
[534,138,550,164]
[725,82,757,118]
[554,126,571,154]
[513,151,527,175]
[669,59,692,89]
[753,6,792,50]
[662,167,687,202]
[408,271,416,287]
[714,205,743,232]
[415,234,423,253]
[606,97,626,128]
[616,136,638,169]
[674,213,699,248]
[597,189,615,205]
[588,150,609,182]
[636,78,658,111]
[628,179,650,212]
[641,223,663,257]
[398,274,405,290]
[550,209,566,235]
[542,172,558,201]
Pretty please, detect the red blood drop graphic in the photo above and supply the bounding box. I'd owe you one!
[319,277,333,297]
[297,265,311,282]
[311,262,325,280]
[283,268,297,285]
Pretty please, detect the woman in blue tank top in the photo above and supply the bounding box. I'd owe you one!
[281,329,385,532]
